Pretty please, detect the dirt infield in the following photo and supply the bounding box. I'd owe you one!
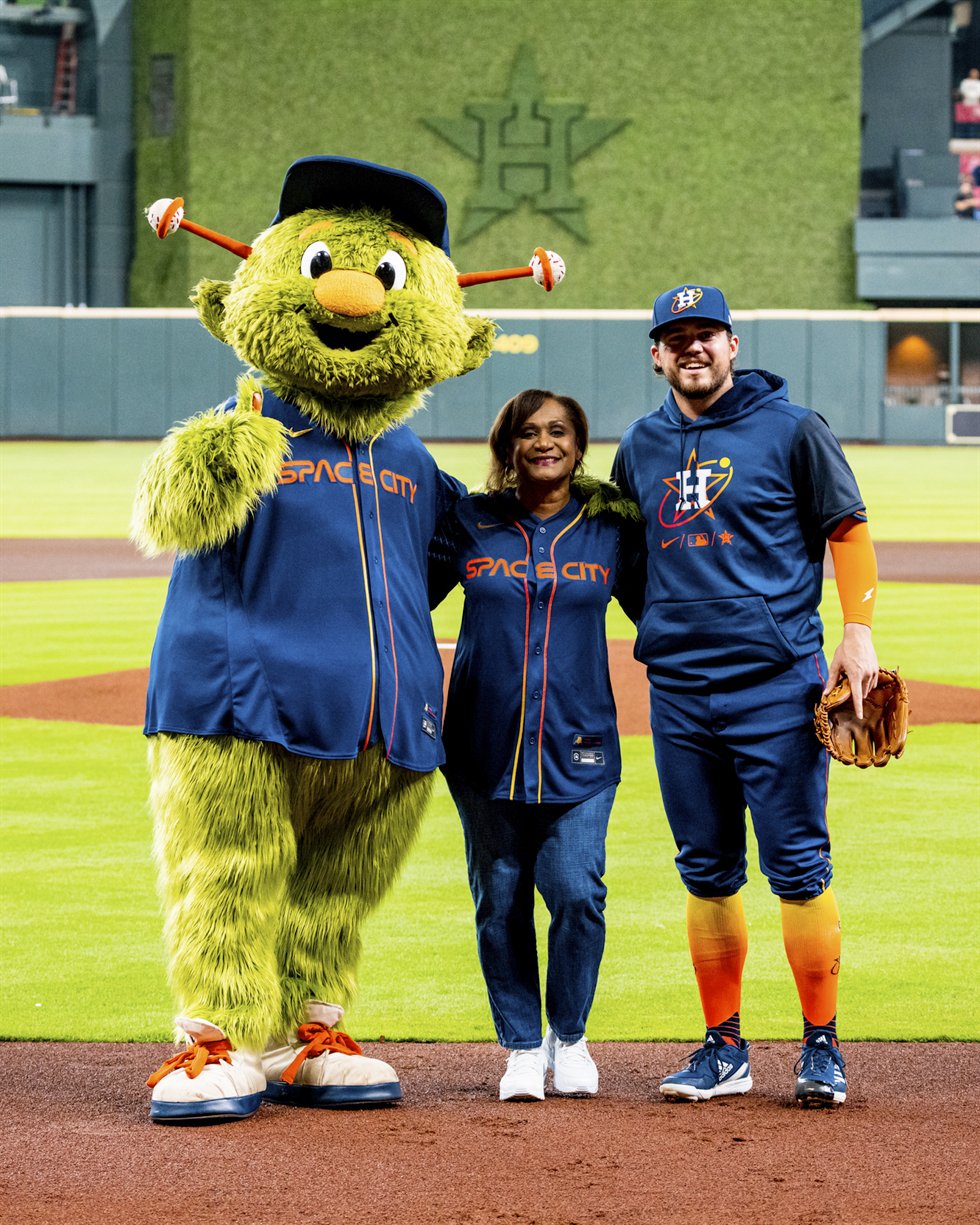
[3,537,979,583]
[0,538,176,581]
[1,651,976,729]
[0,1040,973,1224]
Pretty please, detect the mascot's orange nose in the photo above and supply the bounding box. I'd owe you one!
[313,270,386,317]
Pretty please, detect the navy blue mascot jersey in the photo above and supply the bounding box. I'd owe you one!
[429,490,643,804]
[612,370,865,694]
[145,389,464,771]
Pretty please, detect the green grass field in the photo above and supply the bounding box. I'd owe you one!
[1,441,978,1042]
[2,719,976,1042]
[2,440,978,540]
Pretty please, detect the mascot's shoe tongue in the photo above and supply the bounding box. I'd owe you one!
[147,1017,265,1124]
[263,1000,402,1107]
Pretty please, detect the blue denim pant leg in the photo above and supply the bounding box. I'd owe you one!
[445,775,616,1050]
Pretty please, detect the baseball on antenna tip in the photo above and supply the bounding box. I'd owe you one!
[144,198,565,290]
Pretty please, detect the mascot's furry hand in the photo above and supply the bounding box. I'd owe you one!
[132,376,287,556]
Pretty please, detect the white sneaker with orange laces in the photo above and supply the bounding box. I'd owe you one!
[262,1000,401,1106]
[147,1017,266,1123]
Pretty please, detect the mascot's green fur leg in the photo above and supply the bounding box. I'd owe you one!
[150,733,298,1050]
[275,745,433,1036]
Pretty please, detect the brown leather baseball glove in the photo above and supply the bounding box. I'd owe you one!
[814,668,910,767]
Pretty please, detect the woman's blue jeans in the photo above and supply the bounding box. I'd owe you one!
[445,774,616,1050]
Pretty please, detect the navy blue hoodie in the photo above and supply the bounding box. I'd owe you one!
[612,370,866,693]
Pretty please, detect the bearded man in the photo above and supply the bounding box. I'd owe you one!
[611,285,880,1107]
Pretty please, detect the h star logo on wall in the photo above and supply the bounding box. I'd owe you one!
[422,45,629,243]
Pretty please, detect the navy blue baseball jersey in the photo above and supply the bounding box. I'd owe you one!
[144,389,464,771]
[611,369,866,694]
[429,488,641,803]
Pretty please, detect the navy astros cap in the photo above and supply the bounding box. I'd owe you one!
[272,156,451,257]
[650,285,733,340]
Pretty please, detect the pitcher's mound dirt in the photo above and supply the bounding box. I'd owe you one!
[0,1040,974,1225]
[1,653,977,729]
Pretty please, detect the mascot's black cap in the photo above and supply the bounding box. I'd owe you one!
[272,156,451,257]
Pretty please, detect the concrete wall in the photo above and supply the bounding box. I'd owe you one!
[861,16,953,170]
[3,307,977,444]
[0,0,132,307]
[855,219,980,300]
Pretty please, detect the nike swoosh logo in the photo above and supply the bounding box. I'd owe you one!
[477,522,498,529]
[287,428,313,438]
[661,536,681,548]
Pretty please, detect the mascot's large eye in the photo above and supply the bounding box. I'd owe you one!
[374,250,407,291]
[300,242,333,279]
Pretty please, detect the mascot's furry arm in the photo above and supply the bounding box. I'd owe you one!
[574,473,643,522]
[131,374,288,556]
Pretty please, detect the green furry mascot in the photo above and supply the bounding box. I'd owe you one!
[134,157,560,1123]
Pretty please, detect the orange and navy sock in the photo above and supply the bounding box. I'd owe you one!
[780,887,841,1037]
[686,892,748,1043]
[803,1013,839,1047]
[713,1012,743,1045]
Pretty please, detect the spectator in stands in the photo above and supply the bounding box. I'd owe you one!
[954,175,979,220]
[959,68,980,107]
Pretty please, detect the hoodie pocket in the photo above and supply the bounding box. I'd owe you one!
[636,595,798,689]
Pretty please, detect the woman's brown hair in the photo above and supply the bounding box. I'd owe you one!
[485,388,589,492]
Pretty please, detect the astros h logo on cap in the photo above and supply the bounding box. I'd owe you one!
[650,284,733,340]
[671,287,703,314]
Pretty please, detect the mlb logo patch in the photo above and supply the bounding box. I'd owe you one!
[688,533,710,547]
[672,287,703,314]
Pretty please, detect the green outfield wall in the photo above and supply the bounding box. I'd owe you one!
[130,0,863,311]
[5,307,978,444]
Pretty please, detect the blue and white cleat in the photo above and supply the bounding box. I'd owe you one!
[148,1017,265,1124]
[795,1034,847,1107]
[263,1001,402,1108]
[660,1029,752,1102]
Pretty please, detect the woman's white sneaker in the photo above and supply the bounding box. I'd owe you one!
[499,1046,547,1101]
[544,1025,598,1096]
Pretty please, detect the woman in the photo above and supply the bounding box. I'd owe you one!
[429,388,643,1101]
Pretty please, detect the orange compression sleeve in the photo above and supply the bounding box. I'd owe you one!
[827,517,877,628]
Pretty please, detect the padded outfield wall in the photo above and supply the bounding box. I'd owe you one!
[130,0,863,312]
[8,307,978,445]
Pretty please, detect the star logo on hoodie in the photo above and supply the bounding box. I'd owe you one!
[659,447,733,527]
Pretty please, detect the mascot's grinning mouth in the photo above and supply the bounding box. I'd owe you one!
[311,320,382,351]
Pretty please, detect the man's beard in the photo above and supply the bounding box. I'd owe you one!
[658,357,733,400]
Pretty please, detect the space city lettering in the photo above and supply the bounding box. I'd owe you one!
[465,557,610,582]
[278,459,417,502]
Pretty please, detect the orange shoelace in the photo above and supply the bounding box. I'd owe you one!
[146,1038,234,1088]
[280,1022,363,1085]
